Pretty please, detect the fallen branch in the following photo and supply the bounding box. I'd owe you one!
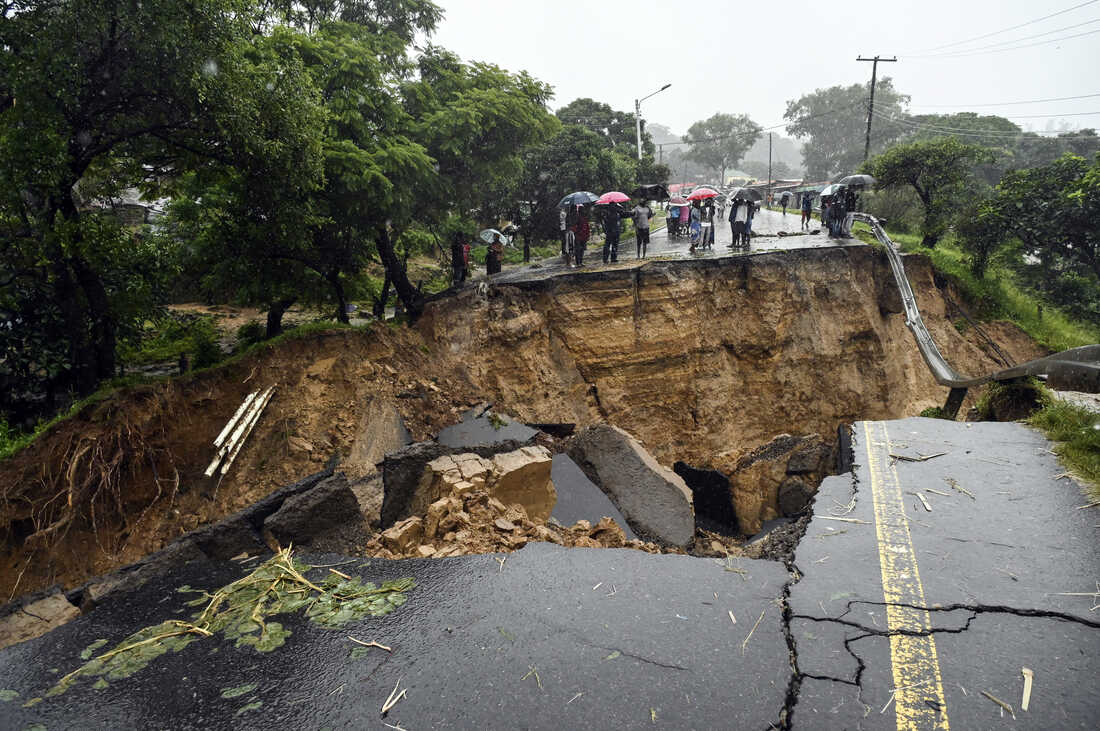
[817,516,871,525]
[890,452,946,463]
[381,678,407,714]
[1020,667,1033,712]
[348,636,392,653]
[981,690,1015,719]
[741,609,765,656]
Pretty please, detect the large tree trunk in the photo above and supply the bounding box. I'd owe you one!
[265,297,297,338]
[69,253,117,383]
[375,227,422,319]
[373,270,391,320]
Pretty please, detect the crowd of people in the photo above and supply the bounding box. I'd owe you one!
[449,181,865,284]
[560,200,653,267]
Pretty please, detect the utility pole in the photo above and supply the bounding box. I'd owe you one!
[634,83,671,161]
[857,56,897,162]
[767,132,772,207]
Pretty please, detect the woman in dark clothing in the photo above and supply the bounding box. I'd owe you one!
[572,205,590,267]
[486,233,504,275]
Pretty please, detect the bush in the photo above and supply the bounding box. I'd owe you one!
[236,321,266,351]
[976,379,1043,421]
[919,406,952,420]
[1029,394,1100,496]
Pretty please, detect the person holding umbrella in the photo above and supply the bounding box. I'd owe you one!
[571,205,590,267]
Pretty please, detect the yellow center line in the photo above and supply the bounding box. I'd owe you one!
[863,421,950,730]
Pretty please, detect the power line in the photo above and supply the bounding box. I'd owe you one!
[907,16,1100,57]
[909,0,1099,53]
[908,27,1100,59]
[910,92,1100,108]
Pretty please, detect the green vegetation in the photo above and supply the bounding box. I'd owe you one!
[863,222,1099,353]
[919,406,952,420]
[975,379,1043,422]
[44,548,413,699]
[1029,394,1100,497]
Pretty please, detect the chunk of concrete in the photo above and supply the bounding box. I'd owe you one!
[381,517,423,553]
[380,440,526,528]
[489,446,556,521]
[568,425,694,547]
[344,396,412,478]
[549,455,637,540]
[264,473,362,546]
[0,592,80,649]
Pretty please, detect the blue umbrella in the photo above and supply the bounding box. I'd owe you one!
[558,191,599,208]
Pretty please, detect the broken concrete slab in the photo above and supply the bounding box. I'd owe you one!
[347,474,383,528]
[263,473,363,547]
[568,424,694,547]
[549,455,636,540]
[488,446,556,521]
[0,592,80,650]
[379,440,526,528]
[343,396,412,478]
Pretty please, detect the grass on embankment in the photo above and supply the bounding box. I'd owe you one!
[1029,392,1100,499]
[852,223,1100,354]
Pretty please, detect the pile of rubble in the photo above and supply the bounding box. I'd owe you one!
[365,445,666,560]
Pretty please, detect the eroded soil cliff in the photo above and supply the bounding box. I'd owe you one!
[0,247,1045,599]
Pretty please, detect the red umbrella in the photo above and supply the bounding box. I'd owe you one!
[668,196,689,205]
[687,187,718,200]
[596,191,630,205]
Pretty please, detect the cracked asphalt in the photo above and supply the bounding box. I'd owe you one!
[1,417,1097,729]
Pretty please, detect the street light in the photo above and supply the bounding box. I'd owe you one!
[635,83,671,161]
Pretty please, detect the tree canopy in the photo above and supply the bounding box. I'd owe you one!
[784,79,909,180]
[681,113,761,184]
[864,137,994,247]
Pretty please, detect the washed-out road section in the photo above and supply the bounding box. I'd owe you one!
[1,416,1097,729]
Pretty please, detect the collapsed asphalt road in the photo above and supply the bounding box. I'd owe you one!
[1,417,1097,729]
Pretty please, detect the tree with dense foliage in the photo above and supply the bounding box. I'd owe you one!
[682,113,761,184]
[0,0,324,410]
[864,137,994,248]
[784,79,909,180]
[958,153,1100,326]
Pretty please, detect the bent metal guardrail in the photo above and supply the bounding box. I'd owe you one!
[853,213,1100,410]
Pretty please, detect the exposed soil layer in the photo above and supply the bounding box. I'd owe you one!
[0,247,1045,600]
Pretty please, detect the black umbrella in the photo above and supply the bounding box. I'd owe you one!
[776,191,793,200]
[838,174,875,188]
[632,183,669,201]
[727,186,763,202]
[558,191,599,207]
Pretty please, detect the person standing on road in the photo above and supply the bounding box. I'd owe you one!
[728,198,749,249]
[559,207,568,257]
[600,203,626,264]
[780,193,788,216]
[678,202,690,239]
[800,193,813,231]
[667,203,680,237]
[572,205,590,267]
[631,200,653,258]
[486,232,504,275]
[842,187,858,238]
[700,199,715,249]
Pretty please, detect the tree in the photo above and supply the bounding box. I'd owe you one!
[0,0,324,403]
[784,79,909,180]
[556,98,652,155]
[741,159,794,181]
[682,113,761,184]
[864,137,994,247]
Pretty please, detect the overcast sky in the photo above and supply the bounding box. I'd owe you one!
[429,0,1100,138]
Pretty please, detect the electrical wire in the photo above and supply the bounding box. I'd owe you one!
[906,27,1100,59]
[910,92,1100,108]
[906,16,1100,57]
[907,0,1099,53]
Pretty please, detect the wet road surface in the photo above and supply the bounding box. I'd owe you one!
[491,208,853,285]
[2,418,1097,729]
